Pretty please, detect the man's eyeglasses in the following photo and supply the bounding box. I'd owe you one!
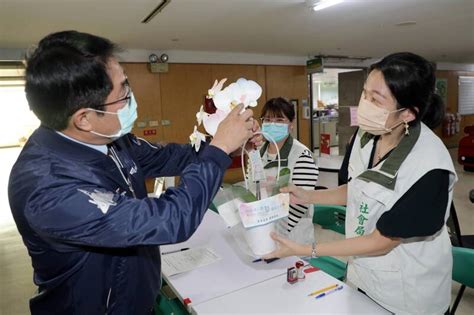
[93,85,132,109]
[260,117,289,124]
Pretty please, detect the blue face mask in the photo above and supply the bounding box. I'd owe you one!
[89,93,138,139]
[262,122,289,142]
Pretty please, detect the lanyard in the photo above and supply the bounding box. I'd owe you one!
[108,146,137,198]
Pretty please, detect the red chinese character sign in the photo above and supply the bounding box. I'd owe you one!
[320,133,331,155]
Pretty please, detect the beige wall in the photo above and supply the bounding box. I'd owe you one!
[121,63,473,190]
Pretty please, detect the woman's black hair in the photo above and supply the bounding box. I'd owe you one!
[260,97,295,122]
[25,30,119,130]
[369,52,444,129]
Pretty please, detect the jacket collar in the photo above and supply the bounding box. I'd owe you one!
[357,123,421,190]
[260,135,293,169]
[32,126,111,162]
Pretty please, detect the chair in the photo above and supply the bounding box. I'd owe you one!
[451,246,474,314]
[312,204,347,280]
[309,256,347,281]
[154,296,187,315]
[154,281,188,315]
[458,125,474,172]
[208,201,218,213]
[447,202,474,249]
[313,204,346,235]
[447,198,474,314]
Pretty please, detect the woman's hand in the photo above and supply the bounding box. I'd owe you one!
[262,232,308,259]
[280,184,314,204]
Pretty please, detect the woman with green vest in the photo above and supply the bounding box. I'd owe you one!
[259,97,319,245]
[263,53,456,315]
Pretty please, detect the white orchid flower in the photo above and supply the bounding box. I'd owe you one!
[213,86,234,113]
[235,78,262,107]
[195,78,263,139]
[196,105,209,126]
[213,78,262,111]
[189,125,206,152]
[202,109,227,136]
[208,78,227,98]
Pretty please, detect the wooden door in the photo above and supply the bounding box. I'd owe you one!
[159,64,213,144]
[265,66,310,148]
[121,63,163,143]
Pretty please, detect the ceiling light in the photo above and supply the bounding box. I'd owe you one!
[395,21,417,26]
[141,0,171,24]
[311,0,343,11]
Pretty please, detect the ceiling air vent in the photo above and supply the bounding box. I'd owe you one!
[141,0,172,24]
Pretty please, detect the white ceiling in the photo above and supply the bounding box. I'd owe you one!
[0,0,473,63]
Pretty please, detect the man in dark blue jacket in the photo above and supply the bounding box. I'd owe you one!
[8,31,257,314]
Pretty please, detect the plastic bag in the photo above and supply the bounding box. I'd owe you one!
[214,174,290,257]
[213,131,291,257]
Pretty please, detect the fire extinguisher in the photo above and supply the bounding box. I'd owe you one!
[450,113,456,136]
[442,114,451,137]
[455,113,461,134]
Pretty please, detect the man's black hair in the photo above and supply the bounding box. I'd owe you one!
[25,30,119,130]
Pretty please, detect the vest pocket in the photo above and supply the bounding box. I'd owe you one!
[360,181,393,207]
[352,254,406,311]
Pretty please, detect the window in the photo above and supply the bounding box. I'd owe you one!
[0,62,39,147]
[458,76,474,115]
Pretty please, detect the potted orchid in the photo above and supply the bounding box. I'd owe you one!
[190,79,290,257]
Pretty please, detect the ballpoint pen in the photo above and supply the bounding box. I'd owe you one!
[252,257,280,263]
[314,285,343,299]
[308,284,338,297]
[162,248,189,255]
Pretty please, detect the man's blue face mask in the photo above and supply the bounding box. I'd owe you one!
[88,93,138,139]
[262,122,289,142]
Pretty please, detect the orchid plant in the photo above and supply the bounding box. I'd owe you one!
[189,77,263,151]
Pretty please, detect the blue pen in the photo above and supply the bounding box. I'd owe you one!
[315,285,343,299]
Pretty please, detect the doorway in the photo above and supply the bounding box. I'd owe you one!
[310,68,365,156]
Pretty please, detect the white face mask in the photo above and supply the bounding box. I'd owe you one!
[357,98,405,135]
[88,93,138,139]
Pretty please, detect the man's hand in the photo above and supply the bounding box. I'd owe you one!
[247,118,264,148]
[231,116,263,156]
[210,104,254,154]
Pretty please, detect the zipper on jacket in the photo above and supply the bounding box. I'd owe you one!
[105,287,112,314]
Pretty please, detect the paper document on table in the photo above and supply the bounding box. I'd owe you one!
[161,247,222,277]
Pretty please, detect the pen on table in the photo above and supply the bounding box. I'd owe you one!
[162,248,190,255]
[308,284,338,297]
[314,285,343,299]
[252,258,280,263]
